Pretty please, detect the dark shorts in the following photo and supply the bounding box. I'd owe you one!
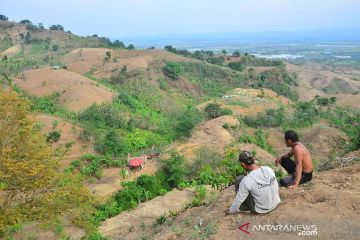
[279,157,313,187]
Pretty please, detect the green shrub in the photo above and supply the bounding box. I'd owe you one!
[124,128,167,153]
[155,215,166,225]
[175,107,203,138]
[228,61,244,72]
[220,108,233,116]
[204,103,222,119]
[78,103,127,129]
[238,129,276,155]
[31,92,60,114]
[161,152,186,188]
[46,130,61,142]
[198,147,243,189]
[204,103,232,119]
[95,130,128,157]
[206,57,225,66]
[164,62,182,80]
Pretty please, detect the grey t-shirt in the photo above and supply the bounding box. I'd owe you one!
[229,166,281,214]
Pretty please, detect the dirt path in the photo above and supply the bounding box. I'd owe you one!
[99,189,196,239]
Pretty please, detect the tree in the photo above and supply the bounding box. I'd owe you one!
[49,24,64,31]
[112,40,125,48]
[232,50,241,57]
[164,45,176,53]
[105,51,111,62]
[52,45,59,51]
[37,22,45,30]
[0,89,96,236]
[127,44,135,50]
[204,103,222,119]
[20,19,32,25]
[24,32,32,44]
[0,14,8,21]
[221,49,227,55]
[228,61,244,72]
[46,131,61,142]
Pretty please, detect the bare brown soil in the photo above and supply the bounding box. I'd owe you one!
[173,115,239,160]
[34,114,94,167]
[153,162,360,240]
[0,44,21,57]
[197,88,290,117]
[267,123,347,164]
[14,67,114,111]
[287,63,360,109]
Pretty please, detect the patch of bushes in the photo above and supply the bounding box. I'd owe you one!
[95,130,128,157]
[203,103,232,119]
[197,147,244,189]
[164,62,182,80]
[30,92,61,114]
[315,95,336,106]
[174,107,203,138]
[90,153,188,225]
[322,107,360,150]
[78,103,127,129]
[124,128,168,153]
[253,68,299,101]
[66,154,125,178]
[238,129,276,155]
[206,56,225,66]
[239,55,284,67]
[46,130,61,143]
[228,61,245,72]
[243,101,319,129]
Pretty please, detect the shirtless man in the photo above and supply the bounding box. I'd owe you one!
[275,130,313,189]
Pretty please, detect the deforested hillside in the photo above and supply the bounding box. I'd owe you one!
[0,16,359,240]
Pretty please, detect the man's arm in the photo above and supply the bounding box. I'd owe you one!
[228,180,249,214]
[275,149,294,165]
[289,148,302,189]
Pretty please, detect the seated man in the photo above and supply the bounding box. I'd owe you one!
[275,130,313,189]
[226,151,281,215]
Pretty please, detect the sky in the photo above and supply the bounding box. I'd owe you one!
[1,0,360,38]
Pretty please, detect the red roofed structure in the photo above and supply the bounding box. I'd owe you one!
[129,157,144,168]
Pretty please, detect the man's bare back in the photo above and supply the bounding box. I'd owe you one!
[276,130,314,188]
[293,142,313,173]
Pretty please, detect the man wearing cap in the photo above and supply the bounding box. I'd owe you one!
[226,151,281,215]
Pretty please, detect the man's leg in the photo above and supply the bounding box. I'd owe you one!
[280,157,296,174]
[239,194,256,212]
[299,172,313,185]
[234,175,244,194]
[279,175,294,187]
[234,175,256,212]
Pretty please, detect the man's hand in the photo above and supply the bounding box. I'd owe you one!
[287,184,298,189]
[224,209,232,215]
[275,156,282,166]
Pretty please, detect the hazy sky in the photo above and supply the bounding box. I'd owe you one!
[2,0,360,38]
